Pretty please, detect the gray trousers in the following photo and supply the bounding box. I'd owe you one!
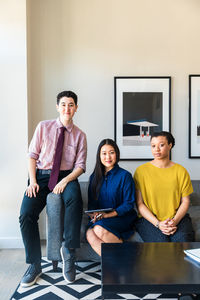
[46,193,64,261]
[46,180,83,262]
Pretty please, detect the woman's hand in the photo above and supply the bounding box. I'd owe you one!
[26,183,39,198]
[89,212,104,223]
[89,210,117,223]
[159,218,177,235]
[103,210,118,218]
[90,210,117,222]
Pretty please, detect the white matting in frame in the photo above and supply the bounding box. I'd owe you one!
[114,76,171,160]
[189,75,200,158]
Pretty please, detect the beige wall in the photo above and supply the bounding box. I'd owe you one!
[27,0,200,181]
[0,0,28,247]
[0,0,200,248]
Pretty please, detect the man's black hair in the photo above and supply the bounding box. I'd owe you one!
[57,91,78,105]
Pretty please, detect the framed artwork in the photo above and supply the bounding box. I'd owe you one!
[189,75,200,158]
[114,76,171,160]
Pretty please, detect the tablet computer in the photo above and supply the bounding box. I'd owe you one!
[85,208,114,214]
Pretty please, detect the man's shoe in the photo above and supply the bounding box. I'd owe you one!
[60,245,76,283]
[20,263,42,287]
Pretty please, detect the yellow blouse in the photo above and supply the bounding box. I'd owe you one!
[134,162,193,221]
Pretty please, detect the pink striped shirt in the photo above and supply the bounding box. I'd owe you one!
[28,118,87,171]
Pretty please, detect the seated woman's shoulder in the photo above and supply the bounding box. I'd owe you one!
[118,166,132,178]
[134,162,150,172]
[173,163,190,174]
[118,167,137,184]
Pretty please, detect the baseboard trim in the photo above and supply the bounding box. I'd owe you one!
[0,237,25,249]
[0,238,47,249]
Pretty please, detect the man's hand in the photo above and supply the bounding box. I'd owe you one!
[26,183,39,198]
[53,178,67,194]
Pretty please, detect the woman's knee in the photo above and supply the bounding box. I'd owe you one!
[136,218,169,242]
[86,228,96,245]
[171,214,195,242]
[93,225,109,240]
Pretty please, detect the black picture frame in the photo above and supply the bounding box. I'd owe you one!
[189,74,200,158]
[114,76,171,160]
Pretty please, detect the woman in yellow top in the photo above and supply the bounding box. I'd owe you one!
[134,131,195,242]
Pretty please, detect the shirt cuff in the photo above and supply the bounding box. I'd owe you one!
[115,207,123,216]
[28,152,39,160]
[74,163,86,172]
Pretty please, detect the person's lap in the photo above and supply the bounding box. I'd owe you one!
[61,179,83,248]
[88,224,122,243]
[89,214,135,240]
[20,172,51,218]
[135,214,195,242]
[170,214,195,242]
[20,173,83,261]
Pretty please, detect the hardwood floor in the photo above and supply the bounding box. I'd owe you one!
[0,242,46,300]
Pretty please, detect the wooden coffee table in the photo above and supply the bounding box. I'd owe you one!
[101,242,200,299]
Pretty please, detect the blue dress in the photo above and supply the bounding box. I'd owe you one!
[88,164,137,240]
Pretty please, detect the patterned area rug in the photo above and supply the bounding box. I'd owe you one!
[11,258,179,300]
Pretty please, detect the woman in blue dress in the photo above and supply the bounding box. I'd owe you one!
[86,138,137,256]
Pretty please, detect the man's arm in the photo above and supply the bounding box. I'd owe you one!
[53,167,83,194]
[26,157,39,197]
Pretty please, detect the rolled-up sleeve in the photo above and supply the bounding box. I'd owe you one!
[74,132,87,172]
[115,173,135,216]
[28,122,42,160]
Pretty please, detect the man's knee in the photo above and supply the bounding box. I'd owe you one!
[19,213,38,229]
[62,181,82,206]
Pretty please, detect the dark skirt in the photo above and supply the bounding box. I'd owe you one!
[89,211,137,240]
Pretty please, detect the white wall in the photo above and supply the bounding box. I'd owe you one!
[0,0,28,248]
[1,0,200,248]
[27,0,200,181]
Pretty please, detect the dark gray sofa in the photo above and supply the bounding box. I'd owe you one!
[46,180,200,267]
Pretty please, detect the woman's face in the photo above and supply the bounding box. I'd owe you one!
[100,144,117,172]
[151,136,172,160]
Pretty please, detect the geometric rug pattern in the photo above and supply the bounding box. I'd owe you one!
[11,258,179,300]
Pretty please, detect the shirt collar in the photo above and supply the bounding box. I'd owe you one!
[105,164,119,176]
[56,118,74,132]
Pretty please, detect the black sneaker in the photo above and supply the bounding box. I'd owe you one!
[20,263,42,287]
[60,245,76,283]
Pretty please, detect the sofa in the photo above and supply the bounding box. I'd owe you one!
[46,180,200,270]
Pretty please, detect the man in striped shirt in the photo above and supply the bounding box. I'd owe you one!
[19,91,87,287]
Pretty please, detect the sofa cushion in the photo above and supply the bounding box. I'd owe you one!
[80,180,200,242]
[188,206,200,242]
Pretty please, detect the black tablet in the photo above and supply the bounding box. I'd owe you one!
[85,208,114,214]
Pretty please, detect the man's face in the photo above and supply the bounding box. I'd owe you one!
[56,97,77,123]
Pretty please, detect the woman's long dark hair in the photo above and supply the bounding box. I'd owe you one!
[91,138,120,201]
